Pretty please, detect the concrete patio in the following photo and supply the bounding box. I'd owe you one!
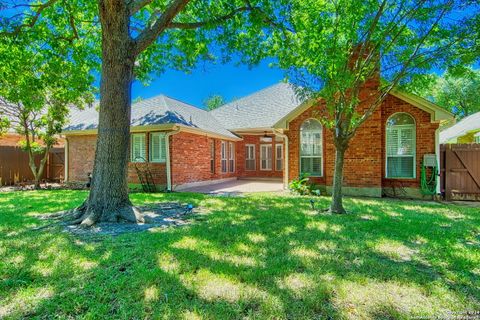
[179,178,285,194]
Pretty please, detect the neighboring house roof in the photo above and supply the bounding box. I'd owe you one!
[210,83,304,131]
[440,111,480,143]
[64,95,239,139]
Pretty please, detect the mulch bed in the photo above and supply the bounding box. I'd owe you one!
[36,202,205,239]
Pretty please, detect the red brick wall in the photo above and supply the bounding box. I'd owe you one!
[286,92,437,191]
[170,132,238,186]
[381,94,439,189]
[67,132,167,186]
[235,135,284,178]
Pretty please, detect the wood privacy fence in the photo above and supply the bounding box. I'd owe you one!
[0,146,64,186]
[440,144,480,201]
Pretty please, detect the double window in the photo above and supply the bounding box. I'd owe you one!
[131,132,166,163]
[386,113,416,178]
[220,141,235,173]
[300,119,322,176]
[245,144,255,171]
[260,144,272,170]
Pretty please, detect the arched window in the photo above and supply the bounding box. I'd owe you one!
[300,119,323,176]
[386,113,416,178]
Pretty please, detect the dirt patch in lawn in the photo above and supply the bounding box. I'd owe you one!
[37,202,206,239]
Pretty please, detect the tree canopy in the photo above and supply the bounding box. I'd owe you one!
[203,94,226,110]
[271,0,480,213]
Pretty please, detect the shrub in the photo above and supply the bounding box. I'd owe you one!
[289,173,321,196]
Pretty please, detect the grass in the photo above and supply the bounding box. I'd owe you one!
[0,191,479,319]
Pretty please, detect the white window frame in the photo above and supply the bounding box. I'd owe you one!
[228,142,235,173]
[245,144,256,171]
[300,119,323,176]
[385,113,416,179]
[260,144,272,171]
[131,133,146,163]
[275,144,283,171]
[149,132,166,163]
[221,141,228,173]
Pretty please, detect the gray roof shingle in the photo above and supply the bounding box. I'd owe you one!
[64,95,238,139]
[209,82,303,130]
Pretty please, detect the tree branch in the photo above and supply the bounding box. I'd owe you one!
[1,0,59,36]
[132,0,191,56]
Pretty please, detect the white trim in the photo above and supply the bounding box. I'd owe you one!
[245,144,256,171]
[385,112,416,179]
[260,144,273,171]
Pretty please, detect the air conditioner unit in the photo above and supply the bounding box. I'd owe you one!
[423,154,437,167]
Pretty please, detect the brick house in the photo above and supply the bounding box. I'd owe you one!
[63,81,452,198]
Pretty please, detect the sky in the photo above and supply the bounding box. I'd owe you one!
[131,59,285,109]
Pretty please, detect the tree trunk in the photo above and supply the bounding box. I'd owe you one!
[72,0,141,226]
[330,143,347,214]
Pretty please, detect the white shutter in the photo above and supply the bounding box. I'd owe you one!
[260,145,272,170]
[150,132,166,163]
[131,134,146,162]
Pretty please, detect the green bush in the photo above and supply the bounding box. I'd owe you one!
[289,173,321,196]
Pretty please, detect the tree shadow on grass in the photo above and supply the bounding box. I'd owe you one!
[1,191,479,319]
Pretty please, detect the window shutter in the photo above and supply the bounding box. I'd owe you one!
[131,134,146,162]
[150,133,166,162]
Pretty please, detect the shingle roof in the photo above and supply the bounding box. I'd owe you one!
[440,111,480,143]
[209,82,304,130]
[64,95,238,139]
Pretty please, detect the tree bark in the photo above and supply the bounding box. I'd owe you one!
[72,0,138,226]
[330,143,347,214]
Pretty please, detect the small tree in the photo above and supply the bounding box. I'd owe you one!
[203,94,226,110]
[274,0,479,213]
[0,37,94,188]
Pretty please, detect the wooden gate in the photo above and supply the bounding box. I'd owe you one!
[0,146,64,186]
[440,144,480,201]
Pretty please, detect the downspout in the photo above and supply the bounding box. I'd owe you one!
[165,126,181,191]
[273,129,289,189]
[64,137,69,183]
[435,126,441,194]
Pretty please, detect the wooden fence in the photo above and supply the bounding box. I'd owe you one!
[0,146,64,186]
[440,144,480,201]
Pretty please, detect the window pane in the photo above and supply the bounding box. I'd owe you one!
[387,156,414,178]
[387,113,415,126]
[301,157,322,176]
[131,134,146,162]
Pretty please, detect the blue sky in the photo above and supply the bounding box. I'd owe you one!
[132,60,285,109]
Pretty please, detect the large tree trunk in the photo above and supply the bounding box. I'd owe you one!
[330,143,347,214]
[72,0,142,226]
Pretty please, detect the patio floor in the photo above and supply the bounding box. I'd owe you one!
[179,178,285,194]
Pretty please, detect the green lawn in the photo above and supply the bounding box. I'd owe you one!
[0,191,479,319]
